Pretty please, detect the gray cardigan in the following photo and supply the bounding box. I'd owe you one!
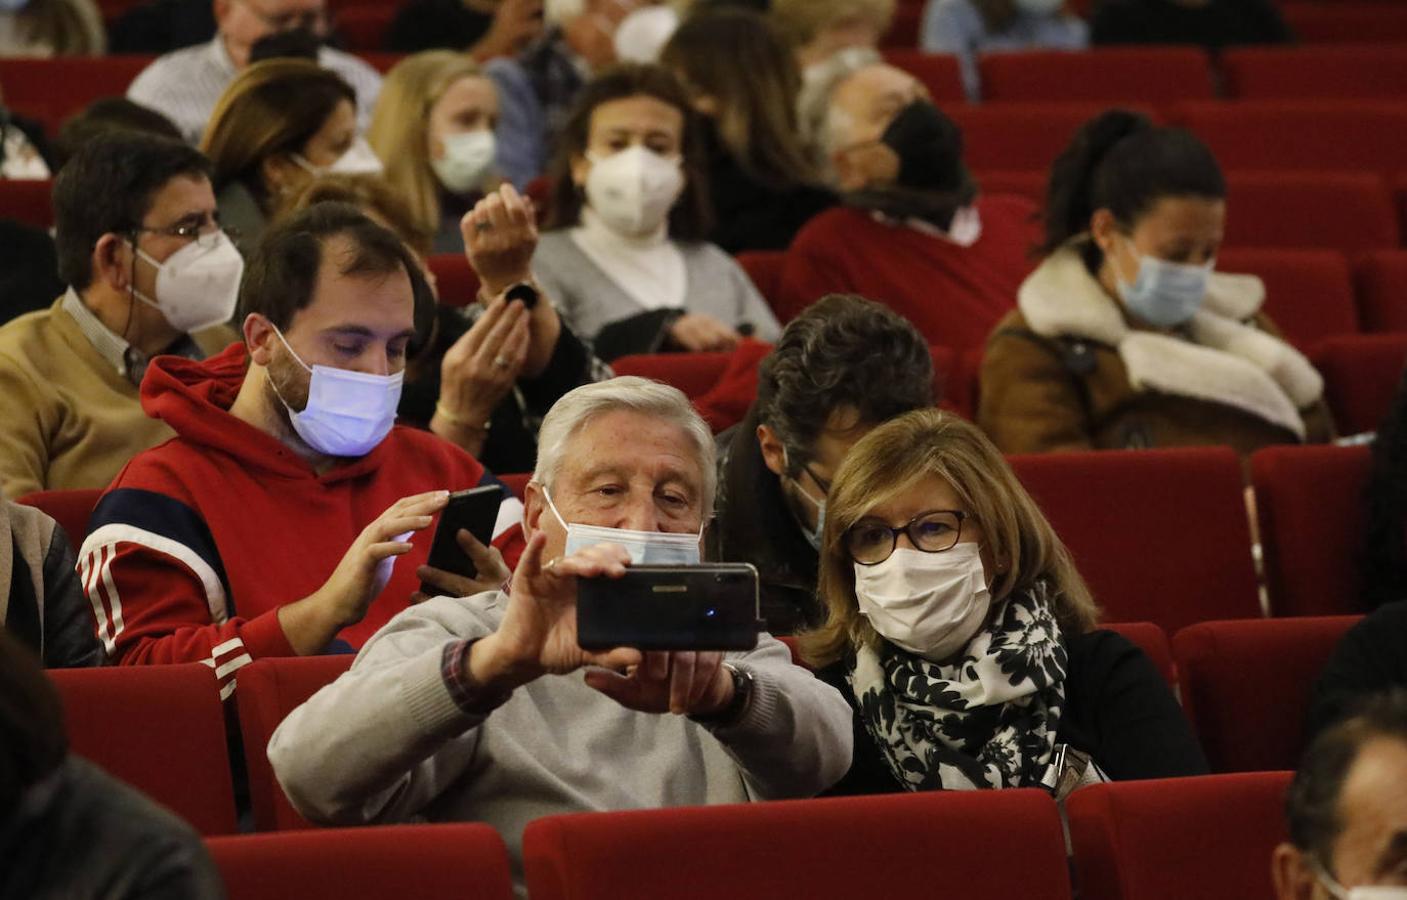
[269,591,852,883]
[531,231,781,355]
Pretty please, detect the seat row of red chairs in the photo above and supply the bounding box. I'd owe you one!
[198,771,1295,900]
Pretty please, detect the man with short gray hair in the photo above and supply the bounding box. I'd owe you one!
[268,376,853,882]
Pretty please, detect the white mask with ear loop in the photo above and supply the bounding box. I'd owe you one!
[583,145,685,238]
[130,230,245,333]
[267,324,403,458]
[293,136,385,177]
[782,447,825,553]
[431,130,496,194]
[854,543,992,663]
[542,485,703,565]
[1314,862,1407,900]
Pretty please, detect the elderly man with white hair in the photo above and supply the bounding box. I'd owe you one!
[781,51,1040,350]
[268,375,853,881]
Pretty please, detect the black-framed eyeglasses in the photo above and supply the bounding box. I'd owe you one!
[844,509,968,566]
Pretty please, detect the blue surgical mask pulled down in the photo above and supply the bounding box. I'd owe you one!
[269,325,402,458]
[543,486,702,565]
[1113,238,1214,329]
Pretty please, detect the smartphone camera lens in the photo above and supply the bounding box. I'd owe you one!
[704,608,717,618]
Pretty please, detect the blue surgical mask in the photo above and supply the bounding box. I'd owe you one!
[783,448,826,552]
[543,485,702,565]
[1113,238,1214,328]
[268,325,402,457]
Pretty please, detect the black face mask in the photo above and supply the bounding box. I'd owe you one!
[248,26,322,64]
[880,100,968,193]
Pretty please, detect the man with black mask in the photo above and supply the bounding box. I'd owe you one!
[780,57,1040,351]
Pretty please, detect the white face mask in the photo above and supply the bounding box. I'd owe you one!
[854,544,992,663]
[294,136,384,177]
[543,485,702,565]
[268,325,403,457]
[612,4,679,62]
[1315,863,1407,900]
[583,145,685,238]
[431,129,496,194]
[132,230,245,333]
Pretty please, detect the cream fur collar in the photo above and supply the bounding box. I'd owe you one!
[1018,247,1323,439]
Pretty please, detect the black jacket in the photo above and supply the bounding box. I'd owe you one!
[385,0,493,53]
[817,629,1209,795]
[1306,600,1407,739]
[700,122,836,255]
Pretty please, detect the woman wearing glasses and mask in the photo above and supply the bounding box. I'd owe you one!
[978,109,1334,457]
[801,409,1206,795]
[531,63,780,360]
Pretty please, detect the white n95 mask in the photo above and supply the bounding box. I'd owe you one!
[432,130,496,194]
[132,230,244,333]
[584,145,685,238]
[294,136,385,177]
[854,544,991,662]
[269,326,402,457]
[544,485,702,564]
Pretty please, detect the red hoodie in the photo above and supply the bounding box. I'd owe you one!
[79,344,524,698]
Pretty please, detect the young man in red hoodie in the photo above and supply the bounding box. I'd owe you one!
[79,202,524,696]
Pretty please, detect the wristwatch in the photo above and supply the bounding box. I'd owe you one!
[478,280,540,310]
[692,662,754,726]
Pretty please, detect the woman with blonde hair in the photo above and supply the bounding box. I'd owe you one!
[201,59,383,250]
[0,0,104,56]
[658,7,833,253]
[802,408,1205,795]
[368,51,502,254]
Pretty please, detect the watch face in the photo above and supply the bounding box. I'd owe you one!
[505,282,539,310]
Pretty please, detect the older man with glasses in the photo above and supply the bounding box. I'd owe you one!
[127,0,383,144]
[0,131,241,498]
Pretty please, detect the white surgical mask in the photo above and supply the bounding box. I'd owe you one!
[293,136,384,177]
[131,231,245,333]
[782,448,826,553]
[268,325,403,457]
[1113,237,1214,329]
[431,129,496,194]
[543,485,702,565]
[584,145,685,238]
[1315,863,1407,900]
[854,544,991,662]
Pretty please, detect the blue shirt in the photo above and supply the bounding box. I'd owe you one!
[921,0,1089,100]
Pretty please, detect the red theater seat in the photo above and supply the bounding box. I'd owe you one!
[498,472,530,498]
[1173,101,1407,180]
[48,664,238,835]
[426,253,481,307]
[1355,250,1407,333]
[1223,172,1399,254]
[1068,772,1293,900]
[880,3,924,50]
[975,170,1046,206]
[334,4,395,51]
[611,352,730,398]
[1217,248,1359,352]
[0,178,55,229]
[525,790,1072,900]
[1282,2,1407,45]
[1101,622,1176,690]
[735,250,785,310]
[881,49,966,102]
[208,824,514,900]
[0,57,155,135]
[1251,444,1372,619]
[359,52,405,75]
[949,103,1153,174]
[16,488,102,552]
[1173,617,1360,772]
[978,47,1214,104]
[1008,448,1260,636]
[235,655,354,831]
[1314,333,1407,435]
[1223,45,1407,101]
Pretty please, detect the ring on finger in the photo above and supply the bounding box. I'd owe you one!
[475,220,494,233]
[544,556,559,572]
[493,355,511,369]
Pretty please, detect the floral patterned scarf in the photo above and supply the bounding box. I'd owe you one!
[847,581,1068,791]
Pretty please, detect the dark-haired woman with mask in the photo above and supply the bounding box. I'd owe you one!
[803,408,1207,796]
[978,109,1334,456]
[531,63,781,360]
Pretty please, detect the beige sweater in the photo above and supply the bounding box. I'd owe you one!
[0,297,234,498]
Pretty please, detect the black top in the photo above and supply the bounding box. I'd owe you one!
[107,0,216,54]
[4,523,104,669]
[1091,0,1291,47]
[1306,600,1407,740]
[0,221,63,327]
[700,121,836,255]
[708,410,825,635]
[0,757,224,900]
[816,629,1209,796]
[385,0,494,53]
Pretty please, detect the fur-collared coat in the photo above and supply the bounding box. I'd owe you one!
[978,246,1334,456]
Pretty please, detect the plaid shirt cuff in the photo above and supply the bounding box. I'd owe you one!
[441,639,512,716]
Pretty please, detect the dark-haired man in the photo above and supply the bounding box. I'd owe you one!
[0,132,240,498]
[711,294,934,633]
[80,203,523,696]
[1273,690,1407,899]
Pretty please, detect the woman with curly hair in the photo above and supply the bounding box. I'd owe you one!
[800,408,1206,795]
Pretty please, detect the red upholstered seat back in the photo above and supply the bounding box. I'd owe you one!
[426,253,481,308]
[16,488,102,552]
[1100,622,1176,690]
[978,47,1214,103]
[1068,772,1294,900]
[48,664,238,835]
[735,250,785,313]
[0,178,55,229]
[611,352,730,399]
[1221,172,1399,254]
[1313,333,1407,435]
[1009,448,1260,635]
[949,103,1155,174]
[1223,45,1407,101]
[1217,248,1359,353]
[1251,444,1373,618]
[1355,251,1407,334]
[1282,2,1407,45]
[524,790,1072,900]
[1172,617,1361,772]
[0,56,155,135]
[208,824,514,900]
[881,49,966,102]
[234,655,354,831]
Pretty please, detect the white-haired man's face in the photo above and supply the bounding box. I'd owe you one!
[825,63,927,192]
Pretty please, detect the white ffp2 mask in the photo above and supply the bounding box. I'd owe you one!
[132,230,245,333]
[544,486,702,564]
[854,544,991,662]
[294,136,385,177]
[584,145,685,238]
[431,129,496,194]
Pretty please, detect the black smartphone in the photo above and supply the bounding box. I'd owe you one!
[576,563,763,652]
[420,485,503,592]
